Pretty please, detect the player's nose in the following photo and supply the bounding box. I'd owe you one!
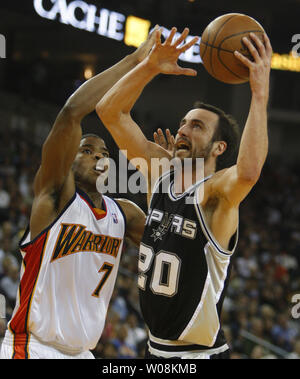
[177,123,189,137]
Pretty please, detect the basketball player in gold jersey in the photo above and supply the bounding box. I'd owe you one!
[96,27,273,358]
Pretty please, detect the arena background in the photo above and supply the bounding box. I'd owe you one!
[0,0,300,359]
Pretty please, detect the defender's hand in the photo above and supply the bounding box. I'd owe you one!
[131,25,159,63]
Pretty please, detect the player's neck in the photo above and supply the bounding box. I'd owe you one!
[173,161,215,194]
[86,191,103,209]
[77,183,104,209]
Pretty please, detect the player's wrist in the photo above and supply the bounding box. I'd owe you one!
[140,56,161,76]
[251,88,269,105]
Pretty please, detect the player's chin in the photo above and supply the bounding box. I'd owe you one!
[174,149,192,159]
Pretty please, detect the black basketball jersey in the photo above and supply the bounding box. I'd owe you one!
[138,170,238,353]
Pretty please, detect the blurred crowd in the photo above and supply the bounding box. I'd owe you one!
[0,94,300,359]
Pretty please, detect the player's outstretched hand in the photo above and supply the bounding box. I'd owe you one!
[146,27,199,76]
[153,128,175,155]
[234,33,272,101]
[132,25,159,63]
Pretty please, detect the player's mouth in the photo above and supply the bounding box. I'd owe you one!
[93,166,108,175]
[175,139,191,152]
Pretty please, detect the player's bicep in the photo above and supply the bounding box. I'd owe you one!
[116,199,146,246]
[212,165,257,206]
[34,107,82,195]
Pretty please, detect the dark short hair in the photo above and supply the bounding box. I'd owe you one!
[193,101,240,171]
[81,133,103,141]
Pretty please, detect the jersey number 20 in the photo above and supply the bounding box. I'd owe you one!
[138,244,181,297]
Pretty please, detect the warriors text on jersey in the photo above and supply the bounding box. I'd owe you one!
[6,188,125,357]
[138,170,238,355]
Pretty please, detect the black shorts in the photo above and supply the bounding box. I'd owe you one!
[145,346,230,359]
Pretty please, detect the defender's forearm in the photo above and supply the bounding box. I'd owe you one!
[64,53,141,120]
[236,94,269,182]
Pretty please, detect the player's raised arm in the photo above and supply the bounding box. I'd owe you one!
[33,34,158,198]
[30,40,161,239]
[211,33,272,206]
[96,27,198,170]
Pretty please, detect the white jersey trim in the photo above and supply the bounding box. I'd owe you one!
[147,340,229,358]
[168,174,212,201]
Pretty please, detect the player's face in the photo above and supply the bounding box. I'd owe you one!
[174,108,219,161]
[72,137,110,190]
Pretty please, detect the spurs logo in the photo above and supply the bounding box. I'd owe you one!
[147,209,197,240]
[151,213,174,242]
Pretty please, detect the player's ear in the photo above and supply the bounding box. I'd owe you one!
[213,141,227,157]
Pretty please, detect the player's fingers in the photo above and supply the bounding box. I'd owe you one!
[173,27,189,47]
[148,25,158,37]
[165,27,177,45]
[142,25,159,52]
[166,128,172,141]
[157,128,167,147]
[179,36,199,53]
[153,132,160,145]
[176,67,198,76]
[249,33,267,59]
[234,50,253,68]
[155,28,163,46]
[148,25,159,40]
[263,33,273,57]
[242,36,260,62]
[166,129,175,148]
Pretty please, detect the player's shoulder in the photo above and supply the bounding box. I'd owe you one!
[205,166,235,188]
[115,198,145,221]
[200,167,233,204]
[115,198,144,213]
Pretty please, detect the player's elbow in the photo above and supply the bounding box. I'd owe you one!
[96,99,122,126]
[60,101,82,123]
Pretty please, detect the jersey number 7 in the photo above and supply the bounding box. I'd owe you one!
[92,262,114,297]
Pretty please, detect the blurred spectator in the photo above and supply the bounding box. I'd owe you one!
[110,286,129,322]
[0,264,19,308]
[235,247,258,279]
[271,312,298,352]
[125,313,147,351]
[0,179,10,223]
[111,324,137,358]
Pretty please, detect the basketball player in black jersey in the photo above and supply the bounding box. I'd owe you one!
[96,27,273,359]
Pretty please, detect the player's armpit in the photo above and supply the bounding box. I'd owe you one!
[116,198,146,247]
[210,165,258,207]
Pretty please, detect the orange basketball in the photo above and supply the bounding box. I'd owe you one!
[199,13,265,84]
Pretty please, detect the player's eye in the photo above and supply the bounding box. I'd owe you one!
[83,149,92,154]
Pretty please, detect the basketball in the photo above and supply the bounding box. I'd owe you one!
[199,13,265,84]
